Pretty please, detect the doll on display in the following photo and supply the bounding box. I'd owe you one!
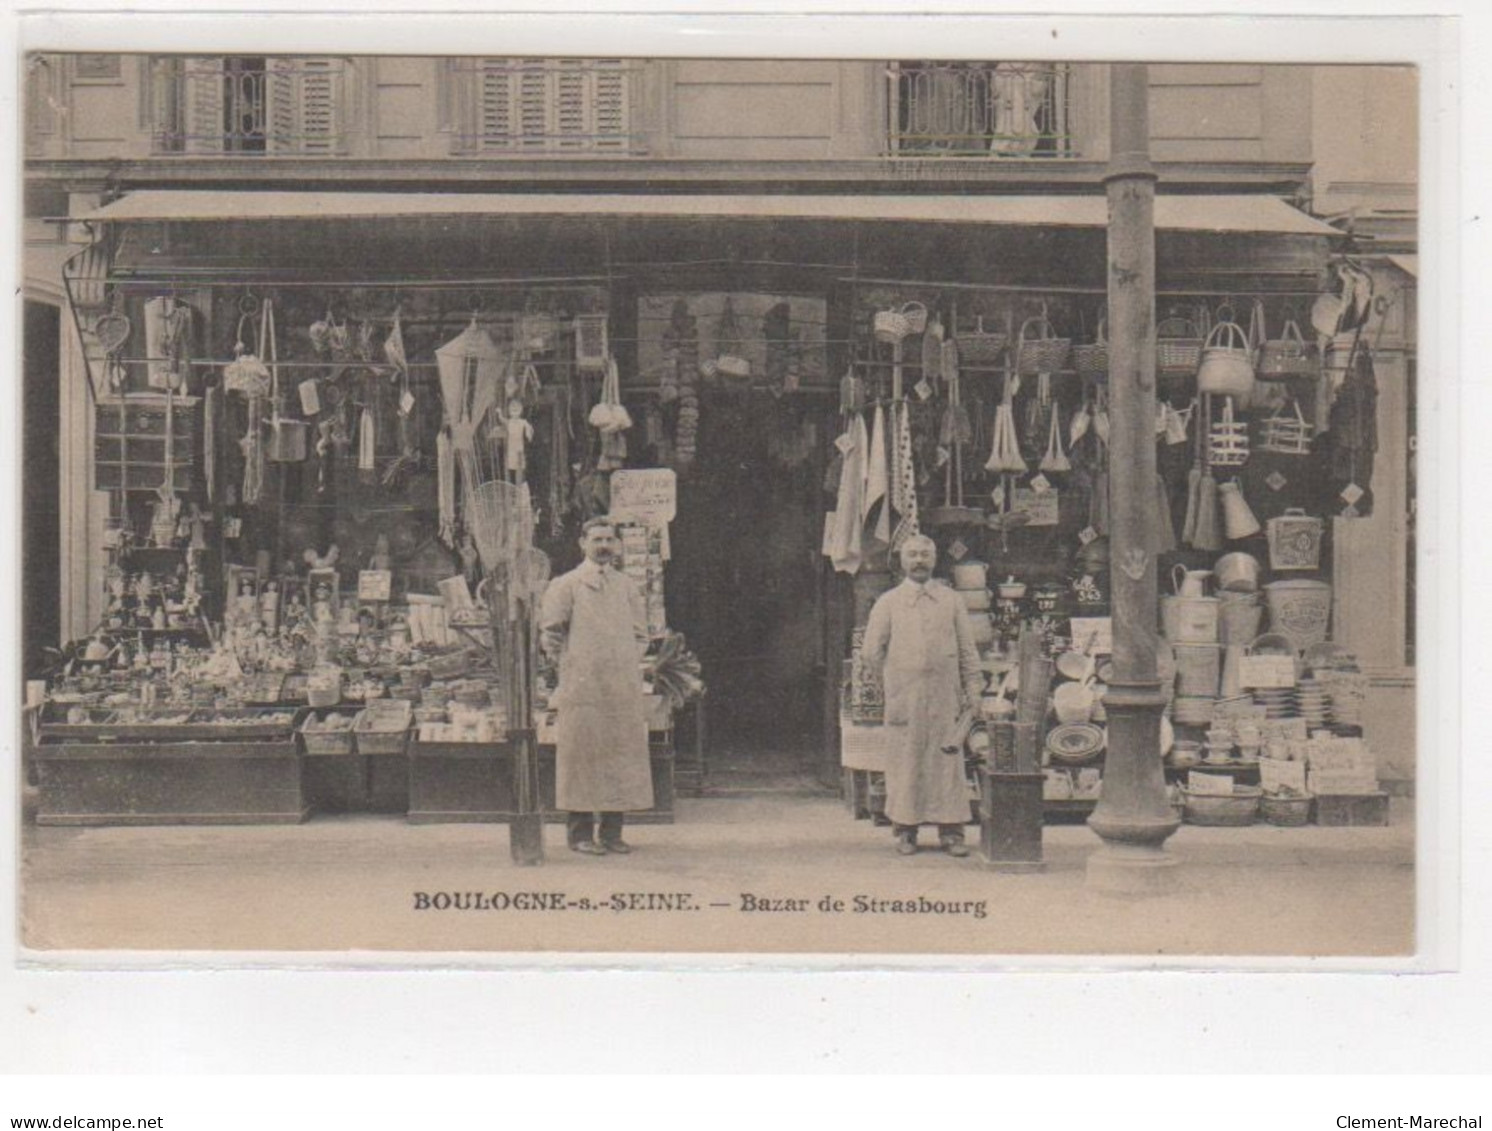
[501,399,533,481]
[234,576,258,626]
[260,580,281,633]
[368,533,392,573]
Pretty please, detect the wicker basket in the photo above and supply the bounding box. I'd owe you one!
[307,685,342,709]
[1157,317,1204,376]
[953,317,1008,364]
[1183,784,1262,826]
[1261,793,1314,827]
[1070,318,1108,380]
[300,713,356,756]
[1260,399,1313,456]
[1258,320,1319,378]
[1015,316,1072,377]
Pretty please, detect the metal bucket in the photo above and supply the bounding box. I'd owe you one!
[1218,592,1265,645]
[1173,643,1222,698]
[1161,595,1220,643]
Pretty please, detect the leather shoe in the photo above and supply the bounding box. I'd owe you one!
[895,838,918,856]
[600,839,633,855]
[941,839,971,858]
[570,840,607,856]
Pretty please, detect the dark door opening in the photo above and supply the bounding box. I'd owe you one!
[23,301,62,677]
[668,392,829,772]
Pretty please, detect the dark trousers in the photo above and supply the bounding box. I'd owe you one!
[567,811,624,846]
[894,822,965,843]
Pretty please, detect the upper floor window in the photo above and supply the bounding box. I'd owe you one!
[888,61,1074,158]
[148,56,351,155]
[446,58,642,156]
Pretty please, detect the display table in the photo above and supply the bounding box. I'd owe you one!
[34,739,306,826]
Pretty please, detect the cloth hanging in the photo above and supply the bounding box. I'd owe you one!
[204,386,218,503]
[828,413,870,574]
[890,402,920,551]
[863,402,889,541]
[359,406,377,472]
[1326,342,1379,515]
[144,297,191,391]
[437,429,456,545]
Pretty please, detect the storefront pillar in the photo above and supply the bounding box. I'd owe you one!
[1086,63,1181,895]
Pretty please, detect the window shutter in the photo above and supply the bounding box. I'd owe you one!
[266,56,341,155]
[477,58,518,153]
[590,60,630,153]
[180,56,226,154]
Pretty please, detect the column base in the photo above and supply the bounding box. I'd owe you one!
[1085,841,1180,896]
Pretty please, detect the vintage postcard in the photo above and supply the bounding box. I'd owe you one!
[9,11,1446,971]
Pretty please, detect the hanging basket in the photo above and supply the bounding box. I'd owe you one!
[953,317,1008,364]
[1258,319,1320,378]
[1015,316,1072,377]
[1259,399,1313,456]
[1070,317,1108,380]
[1197,321,1256,398]
[899,301,929,335]
[1156,316,1204,376]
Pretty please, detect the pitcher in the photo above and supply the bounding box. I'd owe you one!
[1172,564,1212,598]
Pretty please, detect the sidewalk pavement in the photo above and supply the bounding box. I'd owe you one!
[18,790,1414,960]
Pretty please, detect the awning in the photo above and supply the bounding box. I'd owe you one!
[79,190,1341,238]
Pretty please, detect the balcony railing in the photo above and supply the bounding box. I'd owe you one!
[148,56,352,156]
[888,62,1075,158]
[447,58,644,156]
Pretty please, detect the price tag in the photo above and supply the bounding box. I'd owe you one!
[1260,758,1308,796]
[1068,617,1112,656]
[1029,473,1051,494]
[1341,482,1365,506]
[1078,526,1099,545]
[399,390,416,417]
[948,539,969,562]
[358,570,393,602]
[834,431,855,456]
[934,445,950,468]
[1265,471,1288,492]
[1240,653,1296,689]
[298,379,321,416]
[914,378,933,401]
[1011,487,1059,527]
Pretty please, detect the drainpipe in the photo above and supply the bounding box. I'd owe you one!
[1086,63,1182,894]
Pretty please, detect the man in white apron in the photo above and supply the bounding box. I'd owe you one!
[539,517,653,855]
[860,535,984,856]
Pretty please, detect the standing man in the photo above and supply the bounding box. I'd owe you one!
[860,535,984,857]
[539,516,653,855]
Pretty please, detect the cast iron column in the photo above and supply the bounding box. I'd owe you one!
[1086,63,1181,894]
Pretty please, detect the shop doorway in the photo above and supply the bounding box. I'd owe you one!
[23,301,62,677]
[668,392,831,775]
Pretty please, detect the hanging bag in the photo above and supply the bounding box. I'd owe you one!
[1258,318,1320,379]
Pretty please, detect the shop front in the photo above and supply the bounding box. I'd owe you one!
[32,188,1396,833]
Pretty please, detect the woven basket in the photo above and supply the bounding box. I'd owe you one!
[1197,321,1257,398]
[1157,317,1204,376]
[953,317,1008,364]
[1261,793,1314,827]
[1070,318,1108,380]
[1183,785,1261,826]
[1260,399,1313,456]
[300,715,355,755]
[1258,320,1319,378]
[1016,316,1072,376]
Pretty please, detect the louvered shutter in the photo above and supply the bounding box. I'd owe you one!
[180,56,226,154]
[476,58,518,153]
[266,56,341,155]
[589,60,631,154]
